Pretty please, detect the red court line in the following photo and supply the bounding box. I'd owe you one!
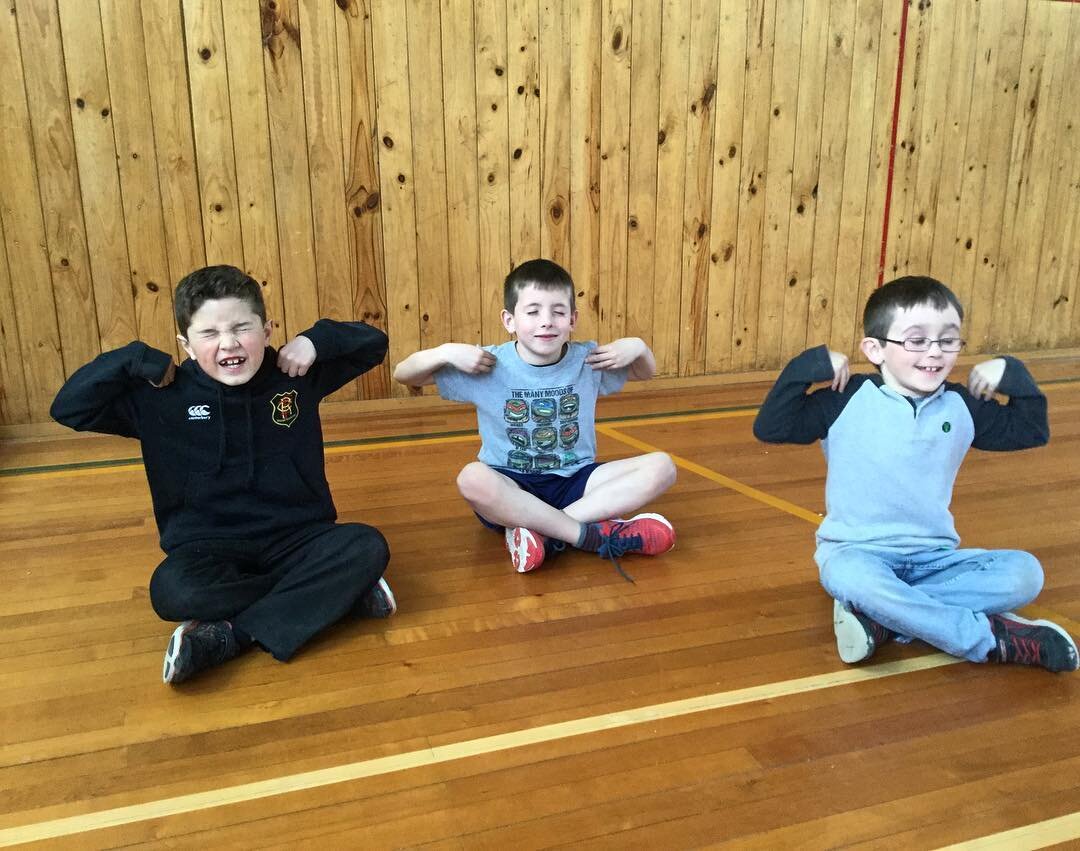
[877,0,911,286]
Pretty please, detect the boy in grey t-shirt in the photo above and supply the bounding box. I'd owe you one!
[394,259,676,577]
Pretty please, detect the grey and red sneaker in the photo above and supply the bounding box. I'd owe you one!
[833,600,894,664]
[596,513,675,556]
[162,620,240,684]
[354,577,397,619]
[594,513,676,582]
[505,526,547,573]
[988,613,1079,672]
[504,527,566,573]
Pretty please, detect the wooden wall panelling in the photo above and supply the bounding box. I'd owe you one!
[882,0,929,279]
[730,0,775,371]
[261,0,320,339]
[652,0,692,376]
[703,0,747,373]
[539,0,571,273]
[851,0,902,351]
[568,0,601,342]
[926,0,978,286]
[338,0,391,397]
[55,0,137,352]
[1045,13,1080,350]
[1028,10,1079,350]
[755,0,802,369]
[779,0,829,362]
[507,0,541,269]
[405,0,451,364]
[1,6,62,424]
[947,0,999,325]
[998,4,1070,352]
[182,0,244,267]
[440,0,482,347]
[101,0,175,355]
[370,0,421,397]
[806,0,855,351]
[0,214,30,423]
[15,0,99,375]
[4,0,1080,429]
[598,0,632,344]
[830,0,885,358]
[473,0,512,346]
[141,0,206,359]
[624,0,660,347]
[300,0,358,401]
[1031,111,1079,349]
[0,217,30,424]
[989,4,1058,351]
[220,0,286,349]
[676,0,719,376]
[905,0,957,276]
[963,3,1026,351]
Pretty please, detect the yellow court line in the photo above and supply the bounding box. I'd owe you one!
[0,653,959,846]
[937,811,1080,850]
[597,424,824,526]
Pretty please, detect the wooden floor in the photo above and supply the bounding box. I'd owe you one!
[2,357,1080,848]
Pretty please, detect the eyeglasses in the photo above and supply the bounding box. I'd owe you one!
[881,337,966,353]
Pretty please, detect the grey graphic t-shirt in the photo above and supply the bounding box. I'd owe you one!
[435,341,627,477]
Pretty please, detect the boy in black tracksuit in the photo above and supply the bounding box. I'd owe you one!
[51,265,393,684]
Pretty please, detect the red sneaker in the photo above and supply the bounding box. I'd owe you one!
[596,513,675,556]
[505,526,546,573]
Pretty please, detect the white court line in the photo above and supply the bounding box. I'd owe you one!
[0,654,960,845]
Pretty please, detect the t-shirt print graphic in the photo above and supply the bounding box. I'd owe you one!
[503,389,581,472]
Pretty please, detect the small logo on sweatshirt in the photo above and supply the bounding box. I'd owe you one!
[271,390,299,428]
[942,421,951,433]
[187,404,211,421]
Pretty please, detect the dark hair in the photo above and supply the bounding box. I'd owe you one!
[174,265,266,335]
[503,259,575,312]
[863,275,964,339]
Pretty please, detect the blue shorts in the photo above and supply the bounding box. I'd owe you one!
[476,462,603,531]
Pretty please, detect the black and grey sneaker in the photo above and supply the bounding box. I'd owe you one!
[988,613,1079,673]
[353,577,397,619]
[833,600,894,664]
[162,620,240,684]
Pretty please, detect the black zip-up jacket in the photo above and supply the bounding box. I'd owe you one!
[51,320,388,552]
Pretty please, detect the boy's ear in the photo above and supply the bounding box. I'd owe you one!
[500,308,515,334]
[264,320,273,344]
[569,309,578,331]
[177,333,194,361]
[860,336,885,366]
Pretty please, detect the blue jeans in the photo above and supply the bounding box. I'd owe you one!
[816,543,1043,662]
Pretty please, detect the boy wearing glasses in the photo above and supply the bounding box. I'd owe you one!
[754,276,1077,672]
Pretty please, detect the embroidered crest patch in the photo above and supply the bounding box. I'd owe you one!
[270,390,299,428]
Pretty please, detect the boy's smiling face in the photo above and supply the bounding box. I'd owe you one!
[501,283,577,365]
[179,297,272,386]
[860,301,963,398]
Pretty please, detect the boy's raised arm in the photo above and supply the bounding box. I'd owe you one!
[51,342,174,438]
[393,343,495,387]
[753,345,849,445]
[285,319,388,396]
[586,337,656,380]
[965,355,1049,450]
